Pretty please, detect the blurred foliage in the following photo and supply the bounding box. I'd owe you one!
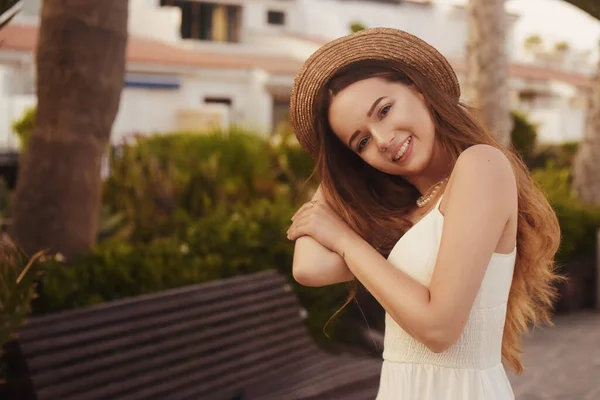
[0,233,46,383]
[350,21,366,33]
[33,129,356,346]
[524,34,543,49]
[511,111,538,165]
[102,128,315,242]
[555,41,570,52]
[533,165,600,267]
[529,141,579,170]
[12,107,35,152]
[0,177,9,218]
[512,112,600,271]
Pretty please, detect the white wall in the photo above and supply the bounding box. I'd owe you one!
[180,68,273,133]
[300,0,519,61]
[112,87,186,143]
[114,67,276,139]
[301,0,468,59]
[244,0,302,33]
[527,99,586,144]
[243,33,321,60]
[128,0,182,43]
[0,94,36,150]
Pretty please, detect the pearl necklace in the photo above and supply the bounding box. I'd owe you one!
[416,177,448,208]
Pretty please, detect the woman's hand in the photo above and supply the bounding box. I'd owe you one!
[287,199,355,254]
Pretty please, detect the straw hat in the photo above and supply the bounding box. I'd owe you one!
[289,27,461,157]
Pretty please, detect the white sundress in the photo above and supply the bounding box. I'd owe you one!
[376,196,517,400]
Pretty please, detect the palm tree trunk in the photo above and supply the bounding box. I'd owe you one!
[465,0,513,147]
[10,0,128,258]
[573,41,600,204]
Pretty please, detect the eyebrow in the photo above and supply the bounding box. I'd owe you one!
[368,96,385,117]
[348,96,386,148]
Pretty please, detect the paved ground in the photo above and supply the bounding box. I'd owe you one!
[507,311,600,399]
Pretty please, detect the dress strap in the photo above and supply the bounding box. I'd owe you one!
[435,194,444,211]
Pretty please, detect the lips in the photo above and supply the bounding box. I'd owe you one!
[392,136,412,162]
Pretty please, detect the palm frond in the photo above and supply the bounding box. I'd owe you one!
[0,0,22,30]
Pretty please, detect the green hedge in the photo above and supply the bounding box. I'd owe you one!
[34,130,353,346]
[533,165,600,265]
[12,107,35,152]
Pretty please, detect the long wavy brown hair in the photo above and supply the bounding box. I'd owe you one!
[313,59,562,374]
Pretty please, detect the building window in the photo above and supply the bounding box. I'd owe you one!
[267,10,285,26]
[204,97,232,107]
[162,1,241,43]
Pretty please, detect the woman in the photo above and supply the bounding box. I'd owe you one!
[286,28,561,399]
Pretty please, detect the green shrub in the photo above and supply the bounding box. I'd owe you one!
[103,130,315,242]
[34,130,355,345]
[34,198,351,344]
[529,141,579,170]
[0,177,9,218]
[12,107,36,152]
[511,111,538,165]
[0,234,47,382]
[350,22,367,33]
[533,165,600,265]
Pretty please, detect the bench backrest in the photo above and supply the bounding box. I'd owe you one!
[8,270,314,400]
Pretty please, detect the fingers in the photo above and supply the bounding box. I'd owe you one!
[292,199,319,221]
[287,220,306,240]
[287,212,312,240]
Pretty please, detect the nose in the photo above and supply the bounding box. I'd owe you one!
[371,127,395,152]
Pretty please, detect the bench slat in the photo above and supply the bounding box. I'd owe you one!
[30,305,302,388]
[168,351,327,400]
[45,335,312,400]
[22,285,298,360]
[33,316,307,397]
[23,270,283,331]
[20,272,287,343]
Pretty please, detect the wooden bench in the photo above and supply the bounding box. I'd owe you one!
[6,270,382,399]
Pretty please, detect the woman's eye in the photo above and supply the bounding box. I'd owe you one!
[357,137,369,152]
[380,105,391,118]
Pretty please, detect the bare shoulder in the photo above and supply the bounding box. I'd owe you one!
[442,144,517,218]
[453,144,515,189]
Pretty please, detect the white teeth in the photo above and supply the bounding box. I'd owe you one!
[393,136,412,161]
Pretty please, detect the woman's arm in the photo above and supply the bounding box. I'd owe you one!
[291,187,355,287]
[290,145,517,352]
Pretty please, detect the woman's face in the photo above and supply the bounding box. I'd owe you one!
[328,77,437,178]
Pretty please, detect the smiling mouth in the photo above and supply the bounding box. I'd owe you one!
[392,136,412,161]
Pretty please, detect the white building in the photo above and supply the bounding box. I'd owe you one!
[0,0,595,152]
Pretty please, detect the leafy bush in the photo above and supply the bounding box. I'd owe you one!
[0,177,9,219]
[350,21,367,33]
[33,130,356,345]
[511,111,538,165]
[12,107,36,152]
[529,141,579,170]
[0,234,47,383]
[533,165,600,265]
[34,199,351,343]
[103,130,314,242]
